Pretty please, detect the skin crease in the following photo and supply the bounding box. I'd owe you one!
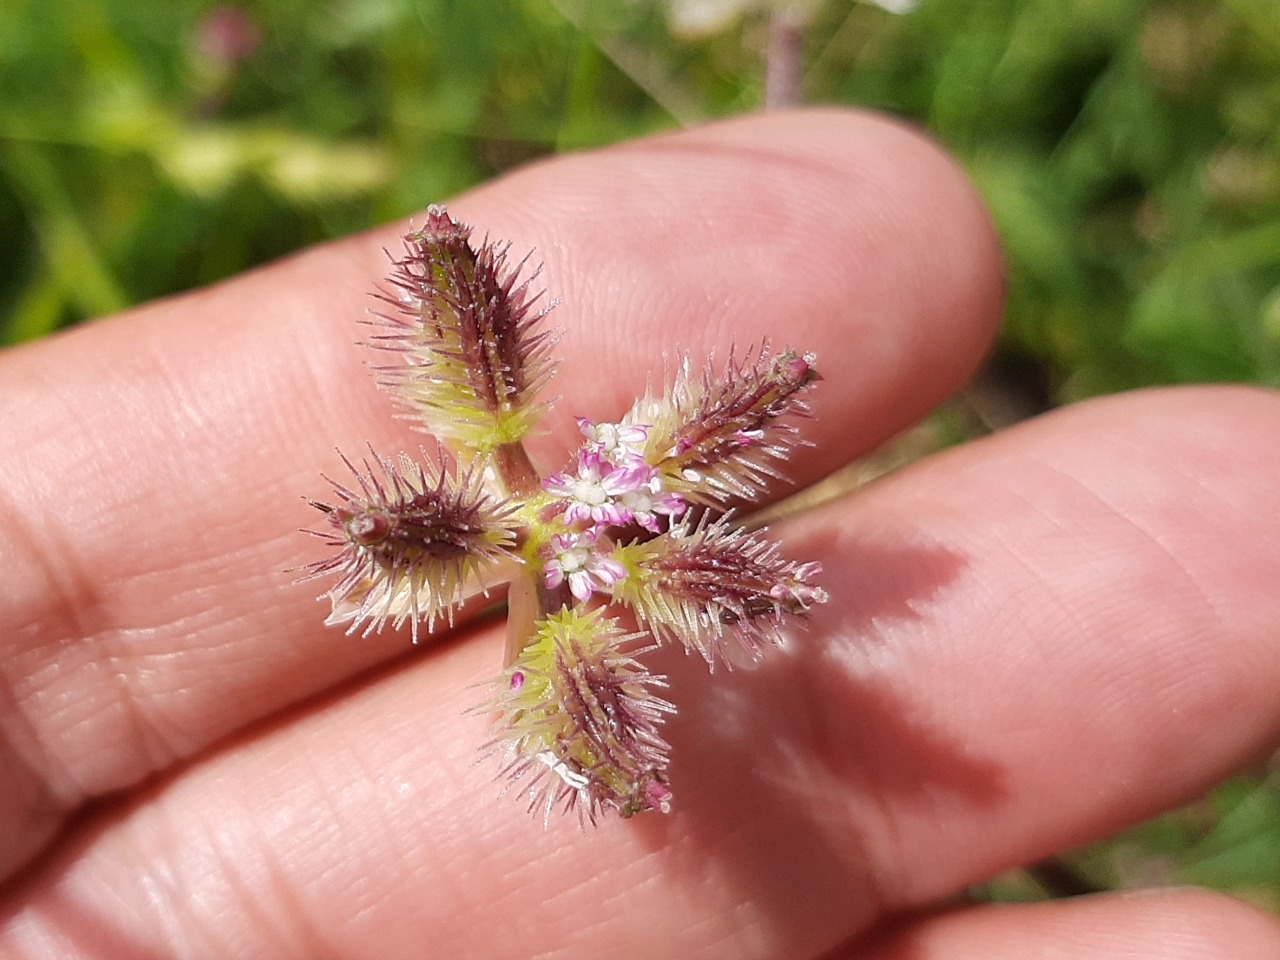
[0,109,1277,958]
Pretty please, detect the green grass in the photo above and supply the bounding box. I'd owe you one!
[2,0,1277,914]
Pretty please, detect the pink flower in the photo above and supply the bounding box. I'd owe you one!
[196,7,261,63]
[544,532,627,600]
[620,477,687,532]
[543,452,650,527]
[577,418,650,466]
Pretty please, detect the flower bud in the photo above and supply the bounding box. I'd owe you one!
[624,345,819,504]
[612,515,827,664]
[368,208,558,456]
[303,449,519,641]
[484,608,674,822]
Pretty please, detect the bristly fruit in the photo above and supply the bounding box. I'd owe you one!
[302,205,826,822]
[368,207,558,462]
[303,449,521,641]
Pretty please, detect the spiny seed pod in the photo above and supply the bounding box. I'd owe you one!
[485,608,674,823]
[303,449,520,640]
[367,205,559,456]
[611,514,828,665]
[624,345,819,504]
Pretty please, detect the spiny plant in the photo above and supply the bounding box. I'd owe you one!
[303,206,827,822]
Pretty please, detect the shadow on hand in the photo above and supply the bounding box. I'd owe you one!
[630,523,1008,954]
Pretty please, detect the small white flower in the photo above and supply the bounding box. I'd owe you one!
[577,418,651,466]
[620,477,687,532]
[543,451,652,527]
[544,532,627,600]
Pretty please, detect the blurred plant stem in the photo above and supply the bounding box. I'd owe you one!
[765,7,808,108]
[1,141,127,330]
[548,0,703,127]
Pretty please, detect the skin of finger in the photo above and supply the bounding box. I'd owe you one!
[849,888,1280,960]
[4,386,1280,960]
[0,107,1003,882]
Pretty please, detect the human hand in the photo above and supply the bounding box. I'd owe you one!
[2,109,1278,959]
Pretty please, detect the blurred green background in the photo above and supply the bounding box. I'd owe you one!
[2,0,1277,913]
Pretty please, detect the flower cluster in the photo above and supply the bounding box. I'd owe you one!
[538,420,687,598]
[303,206,827,822]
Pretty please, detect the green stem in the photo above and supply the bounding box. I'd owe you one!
[491,438,557,665]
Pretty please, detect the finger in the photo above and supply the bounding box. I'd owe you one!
[794,385,1280,911]
[0,108,1003,879]
[851,888,1280,960]
[4,386,1280,960]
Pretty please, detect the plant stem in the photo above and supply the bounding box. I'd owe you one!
[503,572,561,666]
[765,9,807,109]
[493,440,542,497]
